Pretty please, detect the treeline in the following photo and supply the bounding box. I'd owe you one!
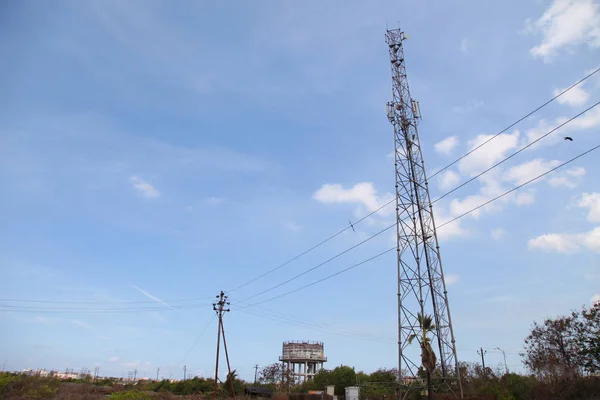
[1,303,597,399]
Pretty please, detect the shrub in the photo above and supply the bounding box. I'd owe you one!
[108,390,152,400]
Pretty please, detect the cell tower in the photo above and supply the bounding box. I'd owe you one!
[385,28,462,398]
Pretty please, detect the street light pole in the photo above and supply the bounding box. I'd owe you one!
[494,347,508,375]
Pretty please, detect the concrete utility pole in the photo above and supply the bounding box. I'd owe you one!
[184,365,187,381]
[495,347,508,375]
[213,291,235,400]
[477,348,487,371]
[157,367,160,381]
[254,364,259,384]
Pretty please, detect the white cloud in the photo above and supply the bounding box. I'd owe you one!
[528,193,600,254]
[548,166,586,188]
[526,0,600,62]
[205,196,225,205]
[124,361,140,369]
[556,106,600,131]
[491,228,506,240]
[434,208,468,240]
[554,85,590,106]
[516,191,536,206]
[528,227,600,253]
[452,101,484,114]
[592,294,600,305]
[449,193,490,219]
[72,320,92,329]
[528,232,583,253]
[434,136,459,155]
[284,221,302,231]
[313,182,393,215]
[458,130,520,176]
[504,158,561,186]
[438,170,460,190]
[130,176,161,199]
[578,192,600,222]
[132,285,174,310]
[31,316,56,325]
[525,108,600,148]
[108,356,119,363]
[460,38,469,54]
[445,274,460,285]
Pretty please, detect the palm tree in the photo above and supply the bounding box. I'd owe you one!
[408,313,437,400]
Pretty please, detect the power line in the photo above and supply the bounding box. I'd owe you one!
[233,109,598,305]
[432,101,600,204]
[238,247,396,307]
[229,198,395,293]
[0,296,215,305]
[227,68,599,295]
[236,223,395,303]
[178,315,217,365]
[429,66,600,180]
[235,306,396,345]
[234,141,600,308]
[438,143,600,229]
[0,302,212,314]
[236,303,397,343]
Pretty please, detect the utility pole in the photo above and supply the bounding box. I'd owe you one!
[386,27,462,399]
[184,365,187,381]
[254,364,259,384]
[157,367,160,381]
[477,348,487,371]
[213,291,235,400]
[134,369,137,382]
[93,366,99,381]
[495,347,508,375]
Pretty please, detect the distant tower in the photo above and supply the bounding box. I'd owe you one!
[280,341,327,383]
[385,28,462,398]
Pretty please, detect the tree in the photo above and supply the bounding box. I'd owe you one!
[575,302,600,374]
[223,369,244,397]
[522,311,582,381]
[311,366,356,396]
[408,313,437,400]
[259,363,285,391]
[329,365,356,395]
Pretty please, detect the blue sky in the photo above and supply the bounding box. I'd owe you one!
[1,0,600,382]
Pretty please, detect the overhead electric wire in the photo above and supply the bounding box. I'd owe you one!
[235,306,396,345]
[228,197,396,292]
[0,302,212,314]
[438,142,600,229]
[233,301,398,342]
[6,71,598,313]
[235,223,396,303]
[238,247,396,307]
[178,315,217,365]
[428,66,600,180]
[234,140,600,308]
[432,101,600,204]
[232,104,598,305]
[228,68,599,293]
[0,296,215,305]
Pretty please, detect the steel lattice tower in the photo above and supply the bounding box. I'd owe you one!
[385,28,462,399]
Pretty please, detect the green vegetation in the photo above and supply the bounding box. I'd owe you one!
[108,390,151,400]
[0,303,597,399]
